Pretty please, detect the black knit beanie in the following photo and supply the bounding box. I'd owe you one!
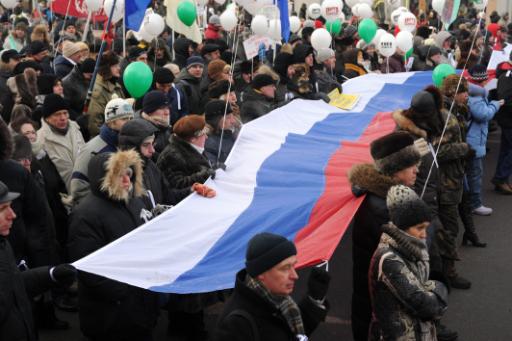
[386,185,432,230]
[245,232,297,277]
[154,67,175,84]
[43,94,69,118]
[251,74,276,90]
[205,99,232,127]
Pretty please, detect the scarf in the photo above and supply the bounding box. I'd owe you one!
[245,274,305,336]
[48,122,69,136]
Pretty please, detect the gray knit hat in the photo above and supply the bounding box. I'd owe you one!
[386,185,432,230]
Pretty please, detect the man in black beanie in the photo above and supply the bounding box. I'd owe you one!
[62,58,96,120]
[240,74,278,123]
[215,232,330,341]
[153,67,189,125]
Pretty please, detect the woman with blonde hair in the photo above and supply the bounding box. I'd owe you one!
[30,24,51,49]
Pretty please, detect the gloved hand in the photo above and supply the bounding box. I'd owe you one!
[152,204,173,216]
[199,168,216,180]
[213,162,227,171]
[50,264,77,287]
[414,138,430,157]
[307,267,331,301]
[192,183,217,198]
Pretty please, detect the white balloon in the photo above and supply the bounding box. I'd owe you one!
[357,3,373,19]
[144,13,165,36]
[214,0,226,4]
[236,0,272,15]
[398,11,417,32]
[103,0,124,23]
[395,30,413,52]
[351,4,361,17]
[220,10,237,31]
[378,33,396,57]
[431,0,445,14]
[391,7,408,25]
[371,28,387,45]
[345,0,359,7]
[268,19,281,41]
[251,15,268,36]
[311,28,332,50]
[321,0,343,21]
[84,0,102,12]
[136,28,155,42]
[0,0,16,9]
[289,16,301,33]
[308,3,322,19]
[358,0,373,5]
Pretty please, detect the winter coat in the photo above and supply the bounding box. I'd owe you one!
[53,55,75,79]
[176,69,206,115]
[137,115,171,159]
[204,129,236,164]
[240,87,277,123]
[496,70,512,128]
[0,159,54,266]
[37,119,85,192]
[157,135,212,190]
[368,224,448,341]
[0,236,54,341]
[381,53,406,73]
[166,84,189,125]
[348,163,398,341]
[68,151,159,339]
[143,158,190,208]
[62,66,90,117]
[315,68,341,94]
[0,67,14,122]
[467,83,501,157]
[70,125,118,205]
[171,37,192,70]
[214,269,328,341]
[6,68,38,110]
[205,23,221,40]
[87,75,124,137]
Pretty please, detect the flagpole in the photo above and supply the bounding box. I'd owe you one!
[82,0,119,117]
[82,11,92,42]
[122,5,126,57]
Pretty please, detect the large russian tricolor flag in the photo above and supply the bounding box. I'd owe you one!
[74,72,432,293]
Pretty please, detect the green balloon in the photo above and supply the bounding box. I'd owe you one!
[432,63,456,87]
[358,18,377,44]
[326,19,342,35]
[405,48,413,59]
[123,62,153,99]
[177,0,197,27]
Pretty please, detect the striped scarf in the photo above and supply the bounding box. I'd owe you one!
[245,274,305,336]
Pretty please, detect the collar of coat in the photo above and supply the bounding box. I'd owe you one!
[348,163,398,198]
[380,223,429,262]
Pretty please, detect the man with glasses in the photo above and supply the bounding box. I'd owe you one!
[140,90,172,160]
[70,98,134,206]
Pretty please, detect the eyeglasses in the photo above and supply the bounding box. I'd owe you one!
[194,126,210,137]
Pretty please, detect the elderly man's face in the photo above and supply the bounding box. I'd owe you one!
[257,255,298,296]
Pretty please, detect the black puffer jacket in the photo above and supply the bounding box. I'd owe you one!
[348,163,398,341]
[176,69,206,115]
[368,224,448,341]
[68,151,159,340]
[157,135,212,189]
[214,269,328,341]
[240,87,277,123]
[62,66,89,118]
[0,237,53,341]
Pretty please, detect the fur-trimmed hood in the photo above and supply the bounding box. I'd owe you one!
[88,150,145,203]
[348,163,398,198]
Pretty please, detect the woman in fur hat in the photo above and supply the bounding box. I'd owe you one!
[348,132,423,341]
[68,150,160,340]
[87,51,125,137]
[368,185,448,341]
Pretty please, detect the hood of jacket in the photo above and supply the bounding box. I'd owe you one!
[173,37,192,58]
[468,82,486,97]
[88,150,145,203]
[348,163,398,198]
[176,68,200,84]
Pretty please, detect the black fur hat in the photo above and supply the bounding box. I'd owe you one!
[370,132,420,176]
[98,51,120,79]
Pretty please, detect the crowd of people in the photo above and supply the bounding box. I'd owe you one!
[0,0,511,340]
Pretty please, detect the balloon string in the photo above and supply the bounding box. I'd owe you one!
[420,6,487,199]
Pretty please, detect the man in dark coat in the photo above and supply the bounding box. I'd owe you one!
[153,67,189,125]
[240,74,278,123]
[176,56,207,115]
[0,180,76,340]
[348,132,423,341]
[172,37,193,69]
[0,49,21,122]
[157,115,215,190]
[204,99,238,165]
[62,58,95,118]
[140,90,172,159]
[68,150,160,340]
[54,41,83,79]
[214,232,330,341]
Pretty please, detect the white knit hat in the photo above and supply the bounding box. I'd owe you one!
[104,97,134,123]
[315,48,335,63]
